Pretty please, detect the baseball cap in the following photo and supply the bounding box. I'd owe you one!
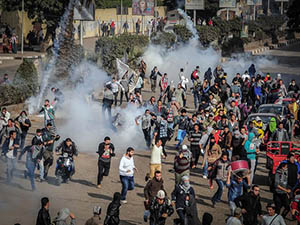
[93,206,101,215]
[156,190,165,199]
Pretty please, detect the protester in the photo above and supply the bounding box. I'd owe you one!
[119,147,136,203]
[40,99,56,128]
[171,175,195,225]
[16,110,31,151]
[32,129,45,182]
[149,190,174,225]
[174,145,191,184]
[104,192,121,225]
[97,137,115,188]
[226,208,242,225]
[262,203,286,225]
[53,208,76,225]
[2,130,19,183]
[135,109,153,148]
[144,171,166,222]
[85,206,102,225]
[234,184,262,225]
[36,197,51,225]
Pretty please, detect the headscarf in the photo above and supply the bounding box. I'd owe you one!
[269,117,277,133]
[180,175,191,193]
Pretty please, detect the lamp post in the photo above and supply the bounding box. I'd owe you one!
[21,0,24,57]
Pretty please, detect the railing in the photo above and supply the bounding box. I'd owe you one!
[266,141,300,155]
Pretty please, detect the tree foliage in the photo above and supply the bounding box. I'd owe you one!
[287,0,300,31]
[0,59,38,106]
[95,34,149,74]
[173,25,193,43]
[95,0,165,8]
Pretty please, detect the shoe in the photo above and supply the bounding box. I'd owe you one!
[211,200,215,208]
[39,178,45,183]
[203,175,207,179]
[121,200,127,204]
[144,215,148,222]
[97,184,102,189]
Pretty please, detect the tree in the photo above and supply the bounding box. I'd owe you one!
[287,0,300,31]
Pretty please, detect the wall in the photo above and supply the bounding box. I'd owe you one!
[1,6,167,42]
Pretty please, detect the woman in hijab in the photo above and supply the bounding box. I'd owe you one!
[104,192,121,225]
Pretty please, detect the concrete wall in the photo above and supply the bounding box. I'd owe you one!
[1,6,167,41]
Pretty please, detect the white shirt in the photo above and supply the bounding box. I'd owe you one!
[6,139,15,159]
[242,73,250,81]
[150,141,164,164]
[119,155,135,176]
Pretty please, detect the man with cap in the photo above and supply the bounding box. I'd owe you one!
[262,203,286,225]
[149,190,174,225]
[53,208,76,225]
[85,206,102,225]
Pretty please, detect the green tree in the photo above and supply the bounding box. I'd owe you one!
[287,0,300,31]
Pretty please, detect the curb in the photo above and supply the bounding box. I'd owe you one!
[0,54,46,60]
[249,38,300,55]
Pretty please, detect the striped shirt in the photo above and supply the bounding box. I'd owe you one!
[189,130,202,146]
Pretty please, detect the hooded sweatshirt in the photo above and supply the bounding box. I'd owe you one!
[244,133,256,160]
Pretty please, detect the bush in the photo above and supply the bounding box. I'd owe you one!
[173,25,193,43]
[95,34,149,74]
[151,31,177,48]
[0,59,38,106]
[196,26,221,46]
[221,37,245,57]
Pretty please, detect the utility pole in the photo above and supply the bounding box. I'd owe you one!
[21,0,24,58]
[281,1,283,15]
[253,5,256,21]
[267,0,270,15]
[226,8,229,21]
[194,10,196,26]
[120,0,123,34]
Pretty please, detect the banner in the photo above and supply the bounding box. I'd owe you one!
[74,0,95,21]
[247,0,262,6]
[219,0,236,8]
[116,59,137,93]
[185,0,205,10]
[132,0,154,16]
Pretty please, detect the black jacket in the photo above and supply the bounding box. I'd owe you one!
[104,200,120,225]
[2,138,19,157]
[171,185,195,209]
[97,142,115,161]
[234,191,262,224]
[185,195,201,225]
[150,70,162,80]
[149,197,174,225]
[36,208,51,225]
[55,140,78,157]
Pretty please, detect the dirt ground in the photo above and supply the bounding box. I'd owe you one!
[0,83,296,225]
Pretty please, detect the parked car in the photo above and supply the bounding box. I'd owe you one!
[258,104,289,121]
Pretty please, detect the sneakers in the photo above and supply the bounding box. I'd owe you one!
[97,184,102,189]
[203,175,208,179]
[121,200,127,204]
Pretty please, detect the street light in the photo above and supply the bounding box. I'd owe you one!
[21,0,24,57]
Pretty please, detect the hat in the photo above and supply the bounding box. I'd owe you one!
[93,206,101,215]
[255,116,261,121]
[182,145,188,150]
[56,208,70,221]
[266,203,276,209]
[156,190,165,199]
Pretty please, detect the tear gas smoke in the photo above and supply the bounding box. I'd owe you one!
[27,6,277,153]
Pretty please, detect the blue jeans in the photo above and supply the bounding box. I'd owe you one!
[6,158,17,182]
[120,175,134,200]
[203,159,208,177]
[193,92,201,109]
[26,160,36,190]
[176,129,186,147]
[212,179,226,204]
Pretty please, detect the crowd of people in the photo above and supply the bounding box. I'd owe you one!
[2,57,300,225]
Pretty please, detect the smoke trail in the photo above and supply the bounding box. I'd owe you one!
[27,0,78,114]
[177,8,199,40]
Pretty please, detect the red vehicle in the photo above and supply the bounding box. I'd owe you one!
[266,141,300,190]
